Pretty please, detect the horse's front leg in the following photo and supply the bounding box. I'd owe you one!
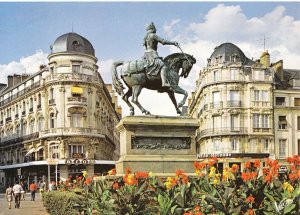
[172,86,188,108]
[131,85,151,115]
[168,91,181,114]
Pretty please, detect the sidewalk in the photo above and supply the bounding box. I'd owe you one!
[0,192,49,215]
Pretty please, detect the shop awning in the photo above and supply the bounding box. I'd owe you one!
[71,86,83,94]
[25,147,35,157]
[34,145,43,152]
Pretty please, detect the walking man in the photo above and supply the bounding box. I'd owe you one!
[30,181,37,201]
[12,181,23,208]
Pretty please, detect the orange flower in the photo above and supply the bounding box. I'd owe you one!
[231,164,239,173]
[289,173,298,181]
[123,173,138,186]
[253,160,260,168]
[264,174,272,183]
[183,212,192,215]
[247,209,254,215]
[112,182,119,190]
[108,168,116,175]
[182,175,189,184]
[193,161,206,170]
[262,168,269,175]
[135,171,149,179]
[246,195,255,203]
[125,167,131,175]
[176,169,184,177]
[244,161,251,169]
[208,157,218,167]
[85,177,92,185]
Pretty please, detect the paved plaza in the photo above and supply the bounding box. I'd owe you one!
[0,192,49,215]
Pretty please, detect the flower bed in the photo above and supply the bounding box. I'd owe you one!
[43,156,300,215]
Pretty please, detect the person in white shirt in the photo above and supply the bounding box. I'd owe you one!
[12,181,23,208]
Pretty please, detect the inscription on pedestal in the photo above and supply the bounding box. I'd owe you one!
[131,136,191,150]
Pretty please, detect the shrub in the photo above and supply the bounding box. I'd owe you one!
[42,191,84,215]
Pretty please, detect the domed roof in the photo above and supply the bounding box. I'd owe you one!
[209,42,254,66]
[51,32,95,56]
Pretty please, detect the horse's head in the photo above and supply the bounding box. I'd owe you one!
[180,54,196,78]
[164,53,196,78]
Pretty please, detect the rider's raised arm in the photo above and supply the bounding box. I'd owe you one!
[154,34,177,46]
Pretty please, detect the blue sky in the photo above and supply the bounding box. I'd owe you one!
[0,2,300,115]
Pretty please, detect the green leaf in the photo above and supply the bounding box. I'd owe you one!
[171,205,178,214]
[283,203,295,214]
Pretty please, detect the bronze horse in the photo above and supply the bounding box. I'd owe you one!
[112,53,196,115]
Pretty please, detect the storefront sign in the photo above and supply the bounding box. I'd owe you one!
[197,153,269,159]
[47,159,59,165]
[197,153,232,159]
[65,159,90,165]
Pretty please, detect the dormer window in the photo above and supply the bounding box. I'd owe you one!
[72,41,80,51]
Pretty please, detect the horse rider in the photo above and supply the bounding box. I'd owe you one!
[143,22,178,88]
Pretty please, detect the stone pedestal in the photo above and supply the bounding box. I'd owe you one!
[116,116,198,174]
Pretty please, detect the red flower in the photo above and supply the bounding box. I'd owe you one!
[176,169,184,177]
[112,182,119,190]
[246,195,255,203]
[253,160,260,168]
[264,174,272,183]
[193,161,206,170]
[244,161,251,169]
[135,171,149,179]
[247,209,254,215]
[85,177,92,185]
[108,168,116,175]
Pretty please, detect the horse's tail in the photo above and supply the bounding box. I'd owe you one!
[112,61,125,96]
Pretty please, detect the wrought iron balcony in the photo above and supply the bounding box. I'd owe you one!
[197,127,248,140]
[210,101,223,109]
[227,100,242,107]
[67,97,87,103]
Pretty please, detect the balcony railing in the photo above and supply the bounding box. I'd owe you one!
[0,132,39,146]
[210,101,223,109]
[5,117,12,123]
[197,127,248,140]
[45,73,101,83]
[67,97,87,103]
[227,100,242,107]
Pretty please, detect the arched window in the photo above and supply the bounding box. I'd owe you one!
[38,117,44,131]
[71,113,83,128]
[16,124,21,137]
[29,120,35,133]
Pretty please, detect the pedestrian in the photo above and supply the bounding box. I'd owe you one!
[29,181,37,201]
[12,181,23,208]
[20,181,25,200]
[49,181,56,191]
[5,183,13,209]
[39,180,46,197]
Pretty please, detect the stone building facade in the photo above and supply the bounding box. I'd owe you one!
[189,43,275,171]
[0,32,121,185]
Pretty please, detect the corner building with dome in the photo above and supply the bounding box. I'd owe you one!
[0,32,121,185]
[189,43,275,171]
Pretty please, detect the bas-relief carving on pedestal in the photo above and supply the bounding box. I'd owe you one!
[131,136,191,150]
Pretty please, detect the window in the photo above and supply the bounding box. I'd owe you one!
[49,88,54,100]
[38,94,41,106]
[230,114,239,131]
[254,90,260,101]
[253,114,260,128]
[231,139,239,151]
[253,70,262,80]
[261,114,269,128]
[297,116,300,130]
[38,117,43,131]
[50,145,59,159]
[262,139,269,151]
[72,65,80,73]
[295,98,300,106]
[21,122,26,136]
[276,97,285,106]
[16,125,21,137]
[50,67,54,74]
[279,116,287,129]
[23,101,26,112]
[50,113,55,128]
[212,91,221,108]
[230,69,239,80]
[213,70,219,82]
[71,113,83,127]
[213,139,220,152]
[29,120,34,133]
[16,105,19,115]
[279,139,287,158]
[68,144,85,158]
[213,116,221,130]
[229,90,239,102]
[249,139,256,152]
[261,90,269,101]
[30,98,33,110]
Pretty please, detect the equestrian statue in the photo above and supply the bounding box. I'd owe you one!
[112,22,196,115]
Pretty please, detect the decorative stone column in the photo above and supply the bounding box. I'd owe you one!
[115,116,198,175]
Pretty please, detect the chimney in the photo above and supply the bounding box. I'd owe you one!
[260,50,270,67]
[271,60,284,81]
[7,75,13,88]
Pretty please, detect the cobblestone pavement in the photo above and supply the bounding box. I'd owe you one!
[0,192,49,215]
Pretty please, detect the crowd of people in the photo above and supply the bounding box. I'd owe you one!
[4,180,49,209]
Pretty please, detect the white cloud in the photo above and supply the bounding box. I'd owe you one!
[163,19,181,37]
[0,50,48,84]
[174,4,300,70]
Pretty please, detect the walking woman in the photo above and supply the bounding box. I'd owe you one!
[5,183,13,209]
